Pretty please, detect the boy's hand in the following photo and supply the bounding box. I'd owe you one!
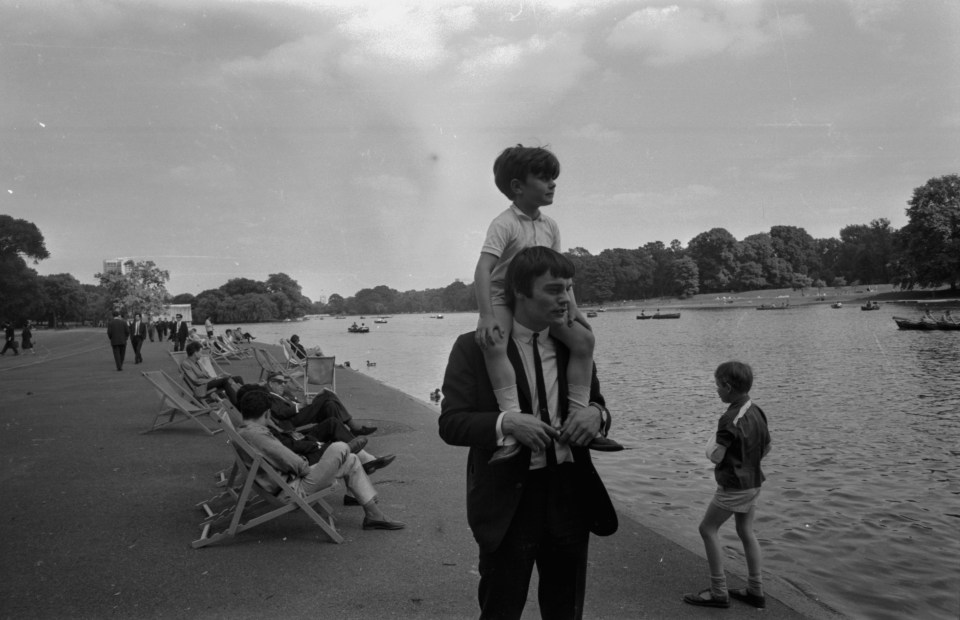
[568,308,593,331]
[475,316,504,349]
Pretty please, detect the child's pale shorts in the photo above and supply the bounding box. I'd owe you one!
[710,486,761,513]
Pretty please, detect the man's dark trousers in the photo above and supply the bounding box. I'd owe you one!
[111,344,126,371]
[478,464,589,620]
[131,335,144,363]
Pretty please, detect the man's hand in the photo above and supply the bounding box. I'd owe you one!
[502,412,560,452]
[475,315,505,349]
[558,404,602,447]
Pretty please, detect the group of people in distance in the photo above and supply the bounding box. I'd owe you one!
[1,320,33,356]
[437,144,772,617]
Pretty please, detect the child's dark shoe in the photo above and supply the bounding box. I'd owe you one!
[682,589,730,608]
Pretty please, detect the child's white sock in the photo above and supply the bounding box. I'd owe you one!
[493,384,520,446]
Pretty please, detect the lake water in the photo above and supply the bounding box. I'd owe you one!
[245,306,960,620]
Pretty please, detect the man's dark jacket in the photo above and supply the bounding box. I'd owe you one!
[438,331,618,554]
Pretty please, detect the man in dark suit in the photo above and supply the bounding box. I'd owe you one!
[439,246,617,620]
[129,312,147,364]
[171,313,188,351]
[106,310,130,371]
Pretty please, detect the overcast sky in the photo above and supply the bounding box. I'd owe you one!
[2,0,957,301]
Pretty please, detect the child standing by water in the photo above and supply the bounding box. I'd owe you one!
[474,144,619,463]
[684,360,771,609]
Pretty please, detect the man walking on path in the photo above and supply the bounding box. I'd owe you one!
[106,310,129,371]
[1,322,19,355]
[171,313,188,351]
[439,246,618,619]
[130,313,147,364]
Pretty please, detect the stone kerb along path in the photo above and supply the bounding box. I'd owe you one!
[0,328,831,619]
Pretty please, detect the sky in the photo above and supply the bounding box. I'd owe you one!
[2,0,958,302]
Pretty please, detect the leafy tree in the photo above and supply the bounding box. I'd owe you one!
[672,256,700,298]
[96,260,170,319]
[893,174,960,290]
[769,225,819,277]
[220,278,268,297]
[170,292,196,305]
[687,228,737,293]
[38,274,85,327]
[326,293,346,315]
[194,289,226,323]
[0,216,48,322]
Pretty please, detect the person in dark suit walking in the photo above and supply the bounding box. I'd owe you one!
[439,246,618,620]
[106,310,130,371]
[129,312,147,364]
[171,314,188,352]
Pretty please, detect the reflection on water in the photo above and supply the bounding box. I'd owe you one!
[252,308,960,620]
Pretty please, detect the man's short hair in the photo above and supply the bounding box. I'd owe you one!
[493,144,560,200]
[235,383,270,413]
[505,246,576,309]
[176,314,183,319]
[185,341,202,356]
[238,388,272,420]
[715,361,753,394]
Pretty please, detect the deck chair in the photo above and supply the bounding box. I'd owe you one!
[192,407,343,548]
[302,355,336,400]
[211,338,245,361]
[253,347,302,382]
[141,370,222,435]
[279,338,306,372]
[217,335,253,360]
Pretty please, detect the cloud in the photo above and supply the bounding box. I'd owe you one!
[606,3,808,65]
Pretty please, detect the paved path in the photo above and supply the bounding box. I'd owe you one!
[0,329,841,619]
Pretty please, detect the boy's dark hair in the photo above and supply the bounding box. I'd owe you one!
[505,246,576,310]
[715,361,753,394]
[185,341,202,356]
[238,387,272,420]
[493,144,560,200]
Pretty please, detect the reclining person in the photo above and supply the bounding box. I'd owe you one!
[264,372,377,436]
[237,390,404,531]
[180,341,244,405]
[288,334,324,360]
[236,384,395,476]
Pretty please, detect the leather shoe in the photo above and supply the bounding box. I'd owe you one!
[488,442,522,465]
[343,494,361,506]
[588,437,624,452]
[347,436,368,453]
[362,516,405,530]
[729,588,766,608]
[682,590,730,608]
[363,454,396,475]
[353,425,378,436]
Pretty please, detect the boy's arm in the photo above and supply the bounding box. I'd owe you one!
[566,287,592,330]
[474,252,504,347]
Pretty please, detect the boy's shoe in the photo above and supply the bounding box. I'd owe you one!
[353,425,378,436]
[488,443,522,465]
[347,437,368,453]
[682,589,730,608]
[729,588,766,608]
[588,437,624,451]
[362,454,396,475]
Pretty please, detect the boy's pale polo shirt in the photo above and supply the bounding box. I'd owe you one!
[482,204,561,300]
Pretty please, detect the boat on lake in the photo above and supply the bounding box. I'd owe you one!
[832,302,843,309]
[892,316,960,331]
[347,323,370,333]
[586,311,598,318]
[374,318,388,324]
[652,312,681,319]
[757,303,790,310]
[861,302,881,311]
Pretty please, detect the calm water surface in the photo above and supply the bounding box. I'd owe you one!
[250,307,960,620]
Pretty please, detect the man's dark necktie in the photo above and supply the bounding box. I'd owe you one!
[532,332,557,467]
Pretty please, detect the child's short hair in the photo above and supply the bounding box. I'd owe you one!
[505,246,576,309]
[715,361,753,394]
[493,144,561,200]
[238,388,272,420]
[185,341,202,356]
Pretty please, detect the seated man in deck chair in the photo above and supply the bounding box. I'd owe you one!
[264,372,377,436]
[180,341,245,405]
[236,384,395,477]
[237,390,404,531]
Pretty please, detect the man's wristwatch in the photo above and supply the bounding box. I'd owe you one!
[588,401,610,434]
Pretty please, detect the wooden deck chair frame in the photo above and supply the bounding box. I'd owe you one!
[279,338,306,372]
[210,338,244,361]
[302,355,336,400]
[217,335,253,359]
[141,370,222,435]
[253,347,286,382]
[169,351,223,404]
[192,408,343,548]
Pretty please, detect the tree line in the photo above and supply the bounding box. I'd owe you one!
[1,174,956,325]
